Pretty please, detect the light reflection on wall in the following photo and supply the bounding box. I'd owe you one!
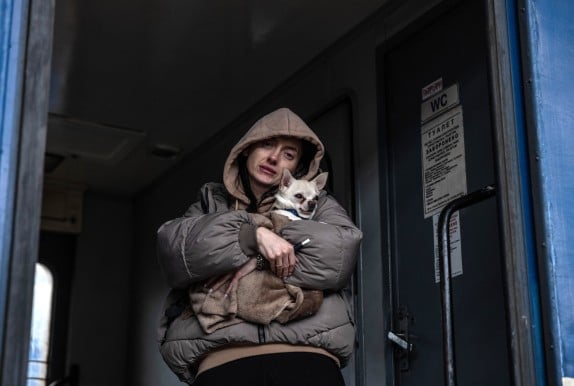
[27,263,53,386]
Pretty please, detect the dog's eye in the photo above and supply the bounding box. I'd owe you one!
[295,194,304,199]
[314,196,319,201]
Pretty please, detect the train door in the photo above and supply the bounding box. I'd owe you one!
[380,1,512,385]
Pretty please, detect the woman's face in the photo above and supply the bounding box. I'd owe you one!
[245,136,303,199]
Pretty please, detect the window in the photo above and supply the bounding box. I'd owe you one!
[27,263,54,386]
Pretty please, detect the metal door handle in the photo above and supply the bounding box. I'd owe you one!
[388,331,413,352]
[437,185,496,386]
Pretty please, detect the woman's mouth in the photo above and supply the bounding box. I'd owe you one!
[259,165,276,176]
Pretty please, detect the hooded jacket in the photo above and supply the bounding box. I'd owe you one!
[156,108,362,384]
[223,107,324,209]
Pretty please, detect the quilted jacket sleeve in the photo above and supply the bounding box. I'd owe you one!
[156,186,253,289]
[280,194,362,291]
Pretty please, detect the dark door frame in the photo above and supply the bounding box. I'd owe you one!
[0,0,55,384]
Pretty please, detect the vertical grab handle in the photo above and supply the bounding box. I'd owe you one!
[437,185,496,386]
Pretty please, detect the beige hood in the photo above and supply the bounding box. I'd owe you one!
[223,107,325,207]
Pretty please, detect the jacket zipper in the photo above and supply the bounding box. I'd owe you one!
[258,324,266,343]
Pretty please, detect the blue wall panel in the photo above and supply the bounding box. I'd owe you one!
[522,0,574,380]
[0,0,28,366]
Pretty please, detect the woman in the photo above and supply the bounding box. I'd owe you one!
[157,107,362,385]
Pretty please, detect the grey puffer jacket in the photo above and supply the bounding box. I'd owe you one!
[156,108,362,384]
[157,182,361,383]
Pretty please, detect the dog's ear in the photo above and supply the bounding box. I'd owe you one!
[312,172,328,191]
[281,169,294,188]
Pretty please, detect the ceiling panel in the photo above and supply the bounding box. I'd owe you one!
[46,0,387,196]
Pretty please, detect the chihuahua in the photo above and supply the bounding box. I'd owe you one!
[272,169,329,221]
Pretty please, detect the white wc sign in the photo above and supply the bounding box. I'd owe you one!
[421,83,459,123]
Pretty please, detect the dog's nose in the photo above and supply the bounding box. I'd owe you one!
[308,201,316,210]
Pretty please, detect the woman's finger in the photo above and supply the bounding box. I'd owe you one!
[277,247,296,279]
[287,253,298,277]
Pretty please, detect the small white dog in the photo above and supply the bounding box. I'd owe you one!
[272,169,328,221]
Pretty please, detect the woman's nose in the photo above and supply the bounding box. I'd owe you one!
[267,150,279,163]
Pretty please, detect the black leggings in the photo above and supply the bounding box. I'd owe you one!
[194,352,346,386]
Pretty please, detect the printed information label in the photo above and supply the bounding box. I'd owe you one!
[421,77,443,101]
[421,105,467,218]
[433,212,463,283]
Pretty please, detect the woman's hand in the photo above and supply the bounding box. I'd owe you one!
[256,227,297,279]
